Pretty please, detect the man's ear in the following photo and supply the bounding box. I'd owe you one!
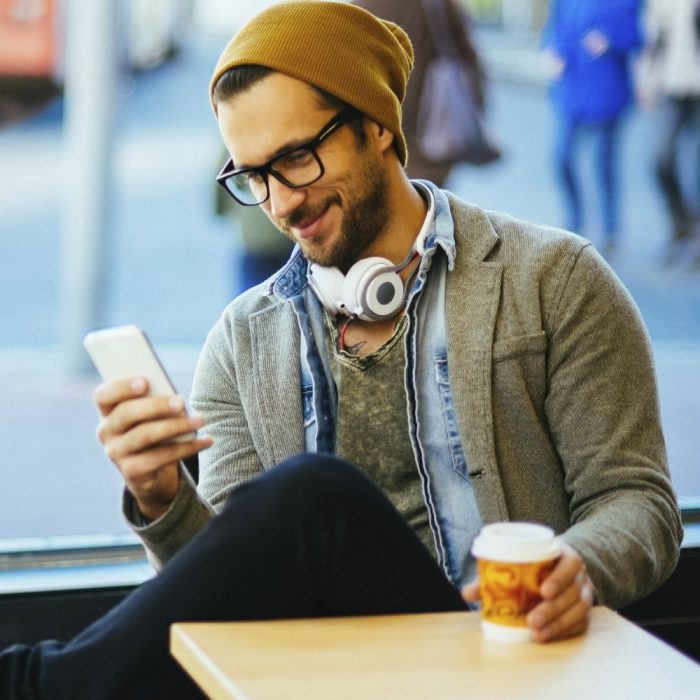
[367,119,395,154]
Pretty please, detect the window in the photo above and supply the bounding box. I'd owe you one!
[0,1,234,564]
[0,1,697,584]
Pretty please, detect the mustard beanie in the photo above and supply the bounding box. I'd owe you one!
[209,1,414,166]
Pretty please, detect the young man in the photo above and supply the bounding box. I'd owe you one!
[1,3,682,698]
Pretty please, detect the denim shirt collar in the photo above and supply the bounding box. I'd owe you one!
[413,179,457,273]
[269,179,456,301]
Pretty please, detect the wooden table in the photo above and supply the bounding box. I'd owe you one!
[171,607,699,700]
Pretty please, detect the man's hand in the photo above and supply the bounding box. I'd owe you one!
[94,377,213,521]
[582,30,610,58]
[525,542,595,641]
[462,541,595,643]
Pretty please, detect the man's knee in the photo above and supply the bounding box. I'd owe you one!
[221,454,377,519]
[264,453,375,506]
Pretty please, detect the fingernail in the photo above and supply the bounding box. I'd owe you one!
[190,415,205,428]
[131,378,147,393]
[169,397,184,411]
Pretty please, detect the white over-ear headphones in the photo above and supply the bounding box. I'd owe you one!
[307,188,435,322]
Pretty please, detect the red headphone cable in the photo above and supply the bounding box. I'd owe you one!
[339,314,356,353]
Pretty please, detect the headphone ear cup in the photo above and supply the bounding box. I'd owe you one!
[343,257,406,321]
[307,264,347,316]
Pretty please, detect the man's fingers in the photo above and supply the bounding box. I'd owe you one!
[97,394,190,445]
[540,543,585,599]
[528,544,595,643]
[93,377,149,417]
[119,436,213,486]
[530,596,592,643]
[528,569,590,629]
[103,414,205,462]
[516,541,596,642]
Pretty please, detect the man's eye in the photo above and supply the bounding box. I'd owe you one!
[280,149,313,168]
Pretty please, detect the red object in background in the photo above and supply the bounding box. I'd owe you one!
[0,0,59,78]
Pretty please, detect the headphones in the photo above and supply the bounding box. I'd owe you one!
[307,189,435,322]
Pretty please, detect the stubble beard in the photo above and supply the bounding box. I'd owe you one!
[272,156,390,270]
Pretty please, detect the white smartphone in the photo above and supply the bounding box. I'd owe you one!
[83,324,196,441]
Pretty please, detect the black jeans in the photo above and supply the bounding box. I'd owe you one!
[1,454,467,699]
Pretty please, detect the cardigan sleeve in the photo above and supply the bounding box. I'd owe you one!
[122,309,266,567]
[544,244,682,607]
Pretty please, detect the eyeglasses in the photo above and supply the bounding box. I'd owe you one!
[216,109,353,206]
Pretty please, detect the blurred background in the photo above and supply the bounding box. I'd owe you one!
[0,0,698,555]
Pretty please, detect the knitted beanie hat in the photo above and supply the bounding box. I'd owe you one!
[209,1,414,165]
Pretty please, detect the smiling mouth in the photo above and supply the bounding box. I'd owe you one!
[289,203,333,239]
[294,209,328,238]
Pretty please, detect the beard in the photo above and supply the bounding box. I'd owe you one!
[271,152,390,270]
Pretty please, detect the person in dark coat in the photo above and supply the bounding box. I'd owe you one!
[354,0,490,187]
[541,0,642,252]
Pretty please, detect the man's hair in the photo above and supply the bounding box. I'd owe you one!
[212,64,367,148]
[211,64,271,104]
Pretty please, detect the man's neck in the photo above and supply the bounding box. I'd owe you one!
[334,174,431,357]
[357,171,429,266]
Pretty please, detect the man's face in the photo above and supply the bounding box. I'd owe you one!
[217,72,391,270]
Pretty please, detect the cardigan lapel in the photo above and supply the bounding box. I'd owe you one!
[445,195,509,523]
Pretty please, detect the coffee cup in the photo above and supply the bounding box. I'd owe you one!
[471,522,561,642]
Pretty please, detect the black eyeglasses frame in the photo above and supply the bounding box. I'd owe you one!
[216,108,355,206]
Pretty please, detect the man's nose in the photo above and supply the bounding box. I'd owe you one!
[267,176,306,220]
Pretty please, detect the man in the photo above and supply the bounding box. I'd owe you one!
[1,3,682,698]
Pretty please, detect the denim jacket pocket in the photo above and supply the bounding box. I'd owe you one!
[493,331,547,363]
[435,356,470,479]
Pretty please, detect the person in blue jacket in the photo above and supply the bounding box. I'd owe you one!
[542,0,642,253]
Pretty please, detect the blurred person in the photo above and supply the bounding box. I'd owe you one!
[354,0,497,187]
[542,0,643,254]
[639,0,700,253]
[0,3,681,698]
[214,150,295,294]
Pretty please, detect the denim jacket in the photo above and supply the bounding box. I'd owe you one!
[278,181,481,586]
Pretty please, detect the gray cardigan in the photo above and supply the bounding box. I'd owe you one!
[127,194,682,609]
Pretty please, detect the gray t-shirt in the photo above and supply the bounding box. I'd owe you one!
[324,312,437,559]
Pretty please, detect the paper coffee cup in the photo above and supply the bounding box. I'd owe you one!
[471,522,561,642]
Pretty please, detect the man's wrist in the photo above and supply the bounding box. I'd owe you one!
[134,495,174,524]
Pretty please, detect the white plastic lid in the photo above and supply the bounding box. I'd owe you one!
[470,522,561,563]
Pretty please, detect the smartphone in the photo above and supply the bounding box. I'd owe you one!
[83,324,196,441]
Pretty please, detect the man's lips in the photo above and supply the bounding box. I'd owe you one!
[290,205,330,239]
